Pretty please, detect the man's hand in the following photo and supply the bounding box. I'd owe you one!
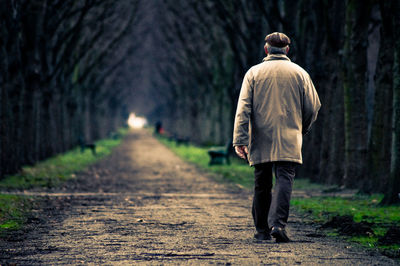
[235,145,248,160]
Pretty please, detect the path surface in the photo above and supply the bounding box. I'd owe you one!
[0,130,397,265]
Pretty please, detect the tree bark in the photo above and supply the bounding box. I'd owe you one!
[366,0,393,193]
[381,0,400,205]
[342,0,373,188]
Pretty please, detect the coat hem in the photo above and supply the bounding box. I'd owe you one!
[232,143,248,147]
[249,158,303,166]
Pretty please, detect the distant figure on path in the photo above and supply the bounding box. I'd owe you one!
[155,121,164,135]
[233,32,321,242]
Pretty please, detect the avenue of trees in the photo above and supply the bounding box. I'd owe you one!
[1,0,398,204]
[0,0,141,178]
[154,0,400,204]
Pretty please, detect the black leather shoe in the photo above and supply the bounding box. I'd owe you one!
[254,232,271,240]
[271,227,290,243]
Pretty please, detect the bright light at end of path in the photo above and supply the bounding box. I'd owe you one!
[128,113,147,129]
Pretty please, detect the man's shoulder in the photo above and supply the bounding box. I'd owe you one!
[255,60,310,78]
[248,61,267,72]
[285,61,310,75]
[245,62,267,77]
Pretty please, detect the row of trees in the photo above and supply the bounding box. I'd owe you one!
[153,0,399,203]
[0,0,142,178]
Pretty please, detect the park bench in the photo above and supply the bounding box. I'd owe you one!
[167,134,189,146]
[207,140,232,165]
[78,137,96,155]
[174,136,189,146]
[110,131,121,140]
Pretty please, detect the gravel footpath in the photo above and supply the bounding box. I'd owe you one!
[0,129,397,265]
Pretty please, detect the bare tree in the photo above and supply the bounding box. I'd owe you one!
[0,0,142,178]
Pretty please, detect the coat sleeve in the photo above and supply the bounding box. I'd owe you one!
[302,74,321,135]
[233,70,253,146]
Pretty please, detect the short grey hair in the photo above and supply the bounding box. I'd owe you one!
[266,43,288,54]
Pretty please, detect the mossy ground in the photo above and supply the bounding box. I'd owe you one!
[0,128,128,234]
[0,195,34,232]
[158,135,400,258]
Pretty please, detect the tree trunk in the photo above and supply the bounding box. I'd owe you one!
[326,77,346,185]
[342,0,372,188]
[33,90,42,161]
[381,0,400,205]
[366,0,393,193]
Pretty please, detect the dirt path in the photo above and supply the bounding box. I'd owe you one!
[0,130,397,265]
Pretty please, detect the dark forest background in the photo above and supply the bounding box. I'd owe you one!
[1,0,142,176]
[1,0,399,204]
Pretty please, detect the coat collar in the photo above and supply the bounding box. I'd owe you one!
[262,54,291,62]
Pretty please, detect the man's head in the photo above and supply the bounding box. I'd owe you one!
[264,32,290,55]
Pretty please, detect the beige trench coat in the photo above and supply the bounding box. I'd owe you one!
[233,54,321,165]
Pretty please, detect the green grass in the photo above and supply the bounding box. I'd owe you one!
[0,128,128,234]
[0,194,34,234]
[291,195,400,224]
[292,195,400,256]
[0,128,128,190]
[158,136,400,258]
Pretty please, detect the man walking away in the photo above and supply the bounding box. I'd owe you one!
[233,32,321,242]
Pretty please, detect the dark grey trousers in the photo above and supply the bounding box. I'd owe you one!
[252,161,297,233]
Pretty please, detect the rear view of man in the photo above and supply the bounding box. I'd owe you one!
[233,32,321,242]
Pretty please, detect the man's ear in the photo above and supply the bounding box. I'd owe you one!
[286,46,290,54]
[264,45,269,55]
